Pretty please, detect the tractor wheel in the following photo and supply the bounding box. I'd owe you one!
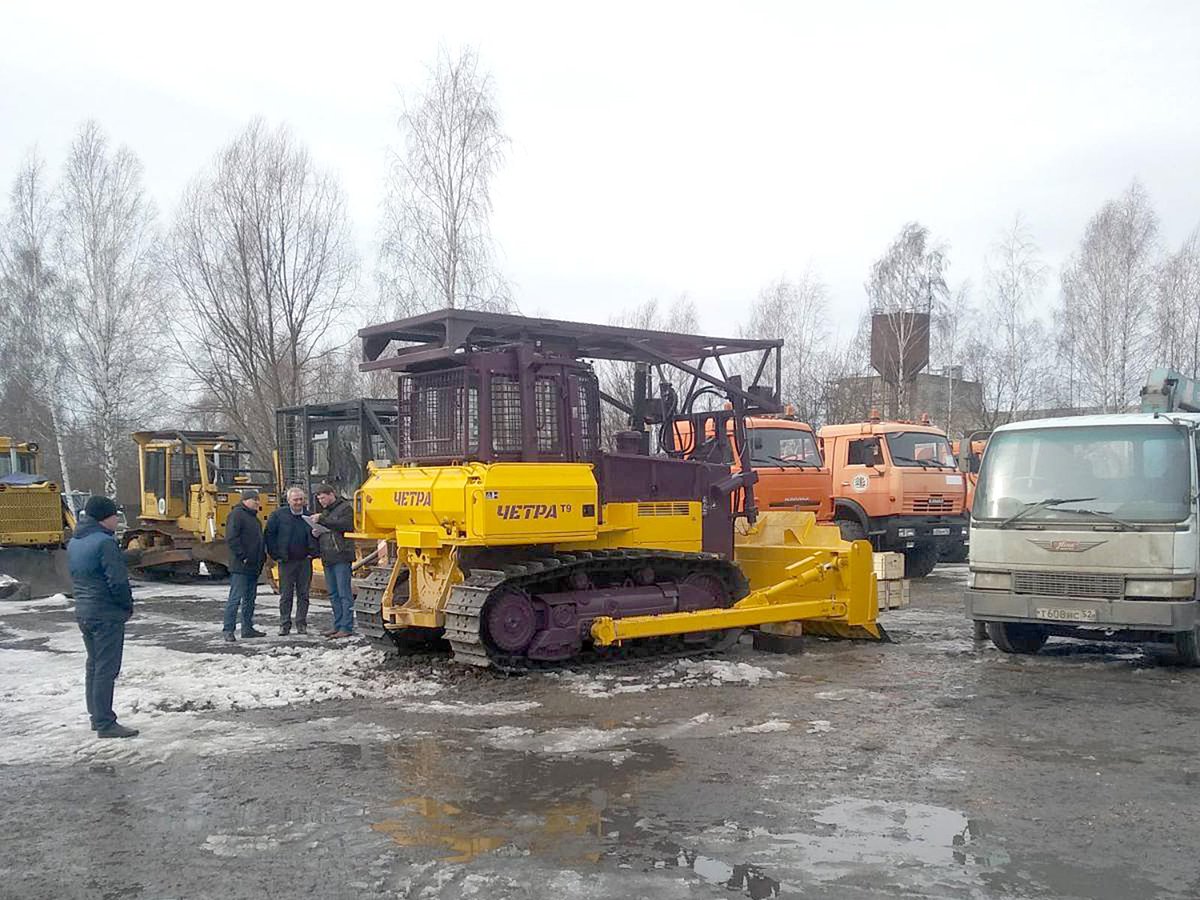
[1173,625,1200,667]
[836,519,868,543]
[987,622,1048,655]
[902,544,939,578]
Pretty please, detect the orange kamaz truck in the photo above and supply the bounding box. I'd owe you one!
[819,414,967,577]
[670,411,833,521]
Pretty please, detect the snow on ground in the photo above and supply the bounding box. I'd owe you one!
[0,617,446,767]
[0,592,72,614]
[553,658,783,699]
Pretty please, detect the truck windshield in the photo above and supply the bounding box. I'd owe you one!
[975,425,1191,524]
[747,428,821,467]
[884,432,955,468]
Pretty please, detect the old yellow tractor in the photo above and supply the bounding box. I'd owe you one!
[351,310,885,669]
[0,437,72,599]
[121,431,278,578]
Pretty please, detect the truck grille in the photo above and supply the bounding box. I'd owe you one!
[903,494,961,514]
[1012,571,1123,599]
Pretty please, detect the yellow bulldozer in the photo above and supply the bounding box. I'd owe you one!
[350,310,886,669]
[0,437,72,600]
[120,431,278,578]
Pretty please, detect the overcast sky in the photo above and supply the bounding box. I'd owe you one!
[2,1,1198,342]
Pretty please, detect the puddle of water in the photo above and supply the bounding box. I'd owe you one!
[370,737,786,897]
[771,797,1008,875]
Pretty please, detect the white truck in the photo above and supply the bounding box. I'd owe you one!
[965,372,1200,665]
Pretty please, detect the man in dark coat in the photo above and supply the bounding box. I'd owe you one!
[265,486,317,636]
[68,495,137,738]
[311,483,356,639]
[223,489,267,641]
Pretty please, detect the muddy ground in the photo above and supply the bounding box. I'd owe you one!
[1,565,1197,900]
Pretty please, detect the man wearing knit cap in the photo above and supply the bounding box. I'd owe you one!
[223,488,267,641]
[68,495,137,738]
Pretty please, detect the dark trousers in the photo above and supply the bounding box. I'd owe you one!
[279,558,312,628]
[224,572,259,633]
[78,619,125,730]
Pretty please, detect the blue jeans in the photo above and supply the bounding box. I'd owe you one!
[78,619,125,730]
[224,572,259,633]
[326,562,354,633]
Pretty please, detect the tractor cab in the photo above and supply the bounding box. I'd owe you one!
[276,399,400,498]
[124,431,278,577]
[0,439,39,478]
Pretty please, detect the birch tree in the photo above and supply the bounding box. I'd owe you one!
[972,217,1051,427]
[739,273,829,422]
[0,151,74,491]
[56,122,162,498]
[378,47,511,316]
[865,223,948,417]
[1152,227,1200,375]
[1060,182,1160,411]
[168,119,357,464]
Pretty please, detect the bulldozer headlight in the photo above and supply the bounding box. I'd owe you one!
[216,493,229,503]
[1125,578,1195,599]
[898,527,916,538]
[970,571,1011,590]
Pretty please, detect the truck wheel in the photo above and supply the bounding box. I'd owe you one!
[987,622,1047,654]
[836,520,868,543]
[1173,626,1200,667]
[902,545,939,578]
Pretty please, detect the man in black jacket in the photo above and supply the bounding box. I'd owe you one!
[265,486,317,636]
[311,483,356,639]
[68,495,137,738]
[223,489,267,642]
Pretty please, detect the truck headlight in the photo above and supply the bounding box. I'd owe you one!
[898,528,915,538]
[969,571,1011,590]
[1125,578,1195,598]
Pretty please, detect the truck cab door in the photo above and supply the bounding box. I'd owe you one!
[842,438,885,505]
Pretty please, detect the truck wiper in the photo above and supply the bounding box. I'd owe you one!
[1053,507,1141,531]
[999,497,1097,528]
[757,455,820,470]
[890,455,937,468]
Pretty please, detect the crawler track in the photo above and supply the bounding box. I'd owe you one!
[443,549,749,672]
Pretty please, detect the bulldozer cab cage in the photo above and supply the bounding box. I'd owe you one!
[358,309,784,530]
[276,400,400,498]
[132,431,275,519]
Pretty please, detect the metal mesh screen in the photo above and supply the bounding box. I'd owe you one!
[400,369,473,460]
[278,415,306,487]
[576,373,601,457]
[491,376,522,454]
[535,378,561,453]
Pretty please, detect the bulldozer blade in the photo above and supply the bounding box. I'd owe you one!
[802,620,892,643]
[0,547,72,600]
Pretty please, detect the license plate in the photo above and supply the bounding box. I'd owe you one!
[932,528,950,536]
[1035,607,1098,622]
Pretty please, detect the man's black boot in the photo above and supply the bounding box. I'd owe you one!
[296,623,307,635]
[242,627,266,638]
[223,631,236,643]
[279,624,291,636]
[96,723,139,739]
